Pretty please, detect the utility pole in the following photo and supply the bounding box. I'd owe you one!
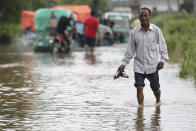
[92,0,100,15]
[167,0,172,15]
[194,0,196,16]
[176,0,180,11]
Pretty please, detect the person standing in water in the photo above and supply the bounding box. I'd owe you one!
[83,10,100,62]
[117,7,169,106]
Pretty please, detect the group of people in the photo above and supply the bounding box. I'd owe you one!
[54,10,99,58]
[57,7,169,106]
[55,10,114,60]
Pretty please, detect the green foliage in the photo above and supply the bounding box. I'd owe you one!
[57,0,92,5]
[0,0,48,44]
[0,24,21,44]
[179,40,196,79]
[0,0,48,23]
[56,0,108,11]
[151,10,196,81]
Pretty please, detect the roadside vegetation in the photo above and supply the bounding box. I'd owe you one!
[0,0,47,44]
[151,10,196,81]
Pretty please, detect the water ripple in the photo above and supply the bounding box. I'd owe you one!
[0,45,196,130]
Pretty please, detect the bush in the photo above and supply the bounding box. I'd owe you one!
[151,10,196,81]
[0,24,21,44]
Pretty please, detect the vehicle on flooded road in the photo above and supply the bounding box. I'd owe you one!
[103,12,133,43]
[34,8,75,54]
[52,5,91,50]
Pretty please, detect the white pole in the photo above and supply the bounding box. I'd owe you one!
[194,0,196,16]
[167,0,172,14]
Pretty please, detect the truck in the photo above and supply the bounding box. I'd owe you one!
[103,12,133,43]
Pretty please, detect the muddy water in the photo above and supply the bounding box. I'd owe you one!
[0,44,196,131]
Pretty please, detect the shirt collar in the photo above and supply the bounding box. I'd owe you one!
[138,23,153,31]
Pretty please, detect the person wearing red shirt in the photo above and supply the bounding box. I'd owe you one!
[84,10,100,61]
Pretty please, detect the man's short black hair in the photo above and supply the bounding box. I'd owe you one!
[91,10,96,16]
[138,7,151,16]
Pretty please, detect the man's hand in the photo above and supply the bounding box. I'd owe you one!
[118,65,125,72]
[114,65,128,80]
[157,62,164,70]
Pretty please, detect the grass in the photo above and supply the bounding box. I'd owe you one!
[151,10,196,81]
[0,24,21,44]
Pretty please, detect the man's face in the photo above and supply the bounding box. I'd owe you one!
[138,9,150,26]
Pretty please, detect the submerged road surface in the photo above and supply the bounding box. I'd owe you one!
[0,44,196,131]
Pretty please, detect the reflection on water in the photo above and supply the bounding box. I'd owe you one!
[0,51,35,130]
[135,106,145,131]
[0,44,196,130]
[151,106,161,130]
[134,106,161,131]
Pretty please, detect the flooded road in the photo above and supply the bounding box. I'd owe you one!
[0,44,196,131]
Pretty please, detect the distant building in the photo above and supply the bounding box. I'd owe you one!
[180,0,194,13]
[108,0,129,11]
[108,0,185,13]
[140,0,184,12]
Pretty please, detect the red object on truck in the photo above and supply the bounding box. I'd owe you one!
[21,10,35,31]
[52,5,91,23]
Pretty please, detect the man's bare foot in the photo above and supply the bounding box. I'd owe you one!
[138,103,144,107]
[155,101,161,106]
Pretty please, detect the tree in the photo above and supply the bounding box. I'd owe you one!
[194,0,196,16]
[0,0,48,23]
[56,0,108,12]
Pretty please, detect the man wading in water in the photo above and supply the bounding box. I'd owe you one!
[117,7,169,106]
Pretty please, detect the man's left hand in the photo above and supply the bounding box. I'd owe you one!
[157,62,164,70]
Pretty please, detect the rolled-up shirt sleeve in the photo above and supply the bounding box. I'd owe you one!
[122,31,136,66]
[157,28,169,63]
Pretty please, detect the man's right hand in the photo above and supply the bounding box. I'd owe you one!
[118,65,125,72]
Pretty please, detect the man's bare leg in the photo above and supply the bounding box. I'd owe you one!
[84,44,89,59]
[90,48,94,57]
[89,48,96,63]
[137,86,144,106]
[153,89,161,103]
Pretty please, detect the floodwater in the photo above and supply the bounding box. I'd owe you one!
[0,43,196,131]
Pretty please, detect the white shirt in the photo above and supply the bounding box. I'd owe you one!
[122,24,169,74]
[99,24,113,38]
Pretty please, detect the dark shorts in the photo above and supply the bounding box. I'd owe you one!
[85,37,96,48]
[134,70,160,91]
